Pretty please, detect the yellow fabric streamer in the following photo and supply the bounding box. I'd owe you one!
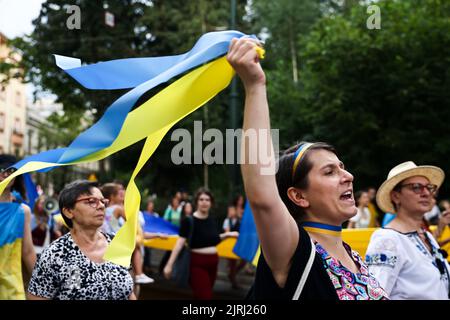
[1,47,265,267]
[0,57,235,266]
[103,127,170,266]
[0,57,234,193]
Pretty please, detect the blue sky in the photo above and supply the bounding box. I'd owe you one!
[0,1,55,104]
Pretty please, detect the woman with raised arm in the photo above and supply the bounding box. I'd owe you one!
[226,38,388,300]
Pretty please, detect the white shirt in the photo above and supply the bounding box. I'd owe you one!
[365,228,450,300]
[102,205,124,235]
[350,207,371,228]
[424,205,441,222]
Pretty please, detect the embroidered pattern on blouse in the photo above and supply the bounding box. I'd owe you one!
[407,232,450,282]
[315,242,389,300]
[365,253,397,268]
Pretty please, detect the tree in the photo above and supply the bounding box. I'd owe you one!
[298,0,450,193]
[12,0,252,215]
[246,0,323,151]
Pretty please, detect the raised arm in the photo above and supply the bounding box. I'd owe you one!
[227,38,299,286]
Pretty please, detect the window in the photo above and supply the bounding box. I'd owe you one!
[14,117,21,134]
[15,91,21,107]
[0,112,4,132]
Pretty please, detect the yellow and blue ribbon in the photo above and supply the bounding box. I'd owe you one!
[0,30,264,267]
[15,30,253,167]
[302,221,342,237]
[292,143,313,179]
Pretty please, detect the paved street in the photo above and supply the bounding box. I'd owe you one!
[136,249,254,300]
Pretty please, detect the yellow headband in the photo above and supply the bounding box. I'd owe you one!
[292,143,313,180]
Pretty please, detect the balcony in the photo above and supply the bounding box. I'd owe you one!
[11,129,23,145]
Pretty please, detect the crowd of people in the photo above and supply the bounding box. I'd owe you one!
[226,37,449,300]
[0,154,248,299]
[0,39,449,300]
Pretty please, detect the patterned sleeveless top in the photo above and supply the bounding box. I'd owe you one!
[315,241,389,300]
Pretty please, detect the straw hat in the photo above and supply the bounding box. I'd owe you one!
[376,161,445,213]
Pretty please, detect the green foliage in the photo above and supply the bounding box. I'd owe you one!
[298,0,450,192]
[12,0,450,209]
[39,109,90,149]
[248,0,322,149]
[12,0,251,214]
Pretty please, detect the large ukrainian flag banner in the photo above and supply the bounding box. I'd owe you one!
[233,201,261,265]
[0,203,25,300]
[0,31,264,267]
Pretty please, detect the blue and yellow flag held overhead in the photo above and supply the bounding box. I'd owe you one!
[233,201,261,266]
[0,203,26,299]
[0,31,264,267]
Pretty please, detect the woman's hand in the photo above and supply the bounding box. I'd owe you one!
[163,264,173,280]
[227,231,239,238]
[220,231,239,240]
[143,232,169,239]
[38,221,47,231]
[227,38,266,90]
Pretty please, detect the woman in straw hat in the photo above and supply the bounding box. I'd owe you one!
[226,38,388,300]
[365,161,450,299]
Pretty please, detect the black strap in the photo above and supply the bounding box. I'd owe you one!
[186,216,194,248]
[424,232,450,298]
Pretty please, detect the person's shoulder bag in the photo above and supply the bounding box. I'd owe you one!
[172,216,194,288]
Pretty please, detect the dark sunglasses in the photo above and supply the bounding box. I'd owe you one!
[398,183,437,194]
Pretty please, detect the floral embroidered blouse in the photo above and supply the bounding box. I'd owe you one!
[315,241,389,300]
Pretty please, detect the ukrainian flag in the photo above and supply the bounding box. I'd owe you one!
[0,31,264,268]
[233,201,260,265]
[0,203,26,300]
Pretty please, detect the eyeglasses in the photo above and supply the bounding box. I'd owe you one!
[75,197,109,208]
[398,183,437,194]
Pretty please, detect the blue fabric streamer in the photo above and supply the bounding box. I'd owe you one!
[233,201,260,262]
[142,212,179,236]
[10,30,254,170]
[23,173,39,209]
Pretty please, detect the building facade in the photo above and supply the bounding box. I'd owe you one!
[0,31,27,157]
[25,98,101,194]
[1,31,100,194]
